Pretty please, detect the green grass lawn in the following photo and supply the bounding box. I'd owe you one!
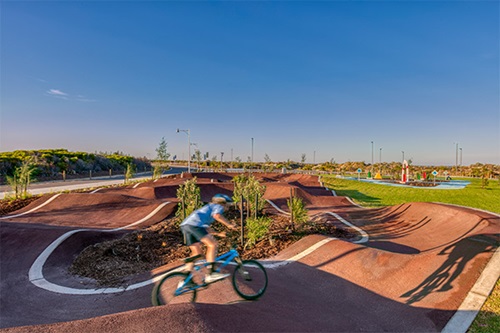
[320,175,499,332]
[320,176,500,214]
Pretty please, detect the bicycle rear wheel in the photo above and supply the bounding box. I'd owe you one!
[152,272,197,306]
[232,259,268,300]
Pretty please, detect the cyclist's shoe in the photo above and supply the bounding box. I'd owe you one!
[204,272,230,284]
[177,279,197,290]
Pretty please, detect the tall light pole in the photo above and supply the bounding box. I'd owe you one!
[455,142,459,173]
[220,152,224,169]
[176,128,191,173]
[371,141,374,166]
[402,150,405,163]
[460,147,463,167]
[251,138,254,163]
[379,147,382,163]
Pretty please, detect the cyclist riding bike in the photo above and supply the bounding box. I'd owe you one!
[180,193,238,283]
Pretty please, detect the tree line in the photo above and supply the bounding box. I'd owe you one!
[0,149,152,196]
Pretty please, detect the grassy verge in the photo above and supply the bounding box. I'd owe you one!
[320,176,500,214]
[320,175,500,332]
[468,279,500,333]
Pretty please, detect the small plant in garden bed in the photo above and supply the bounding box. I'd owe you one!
[69,206,356,287]
[0,196,41,216]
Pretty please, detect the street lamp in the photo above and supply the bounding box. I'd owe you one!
[176,128,191,173]
[379,147,382,163]
[460,147,463,167]
[251,138,254,163]
[371,141,374,165]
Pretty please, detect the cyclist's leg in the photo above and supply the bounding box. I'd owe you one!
[186,243,202,271]
[200,234,230,282]
[200,234,217,266]
[181,225,205,271]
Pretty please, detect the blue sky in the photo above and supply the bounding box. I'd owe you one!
[1,1,498,165]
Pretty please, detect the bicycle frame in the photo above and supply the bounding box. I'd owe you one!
[174,249,241,296]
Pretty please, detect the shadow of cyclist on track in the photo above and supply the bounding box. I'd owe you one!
[400,235,496,304]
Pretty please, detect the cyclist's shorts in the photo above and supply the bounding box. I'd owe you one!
[181,224,209,246]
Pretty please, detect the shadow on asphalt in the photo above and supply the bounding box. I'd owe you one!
[401,235,497,304]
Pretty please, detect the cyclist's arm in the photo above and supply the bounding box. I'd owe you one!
[213,213,238,230]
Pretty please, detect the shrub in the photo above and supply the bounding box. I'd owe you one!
[124,163,136,184]
[245,216,272,248]
[287,196,309,226]
[175,177,201,220]
[232,174,266,217]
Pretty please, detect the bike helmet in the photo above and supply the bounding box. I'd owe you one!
[212,193,233,204]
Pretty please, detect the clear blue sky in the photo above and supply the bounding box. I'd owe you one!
[1,1,498,165]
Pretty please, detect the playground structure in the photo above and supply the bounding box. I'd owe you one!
[401,159,410,183]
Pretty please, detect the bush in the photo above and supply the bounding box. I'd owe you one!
[232,174,266,217]
[245,216,272,248]
[287,196,309,226]
[175,177,201,220]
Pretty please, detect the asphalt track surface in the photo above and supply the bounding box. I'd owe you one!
[0,172,499,332]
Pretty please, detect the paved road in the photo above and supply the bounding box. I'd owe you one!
[0,167,187,199]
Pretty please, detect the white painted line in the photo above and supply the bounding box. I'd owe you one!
[435,203,500,333]
[442,248,500,333]
[326,212,369,244]
[265,199,289,215]
[262,210,369,269]
[263,238,335,269]
[0,193,62,219]
[28,201,171,295]
[345,197,364,208]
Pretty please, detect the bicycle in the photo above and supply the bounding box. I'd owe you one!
[151,247,268,305]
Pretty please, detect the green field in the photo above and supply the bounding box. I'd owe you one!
[320,175,499,332]
[320,176,500,214]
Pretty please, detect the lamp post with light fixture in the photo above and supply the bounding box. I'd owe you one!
[176,128,191,173]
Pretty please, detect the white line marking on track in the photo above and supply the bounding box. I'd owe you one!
[28,201,171,295]
[326,212,369,243]
[262,209,369,269]
[0,193,62,219]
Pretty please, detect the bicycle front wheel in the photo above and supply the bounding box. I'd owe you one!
[232,259,268,300]
[152,272,197,306]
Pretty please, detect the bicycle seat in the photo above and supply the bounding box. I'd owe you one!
[184,254,203,263]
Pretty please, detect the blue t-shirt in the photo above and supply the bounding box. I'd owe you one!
[180,203,224,227]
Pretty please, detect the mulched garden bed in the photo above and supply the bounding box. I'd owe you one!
[1,196,356,287]
[69,207,355,287]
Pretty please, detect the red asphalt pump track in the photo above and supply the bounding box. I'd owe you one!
[0,172,499,332]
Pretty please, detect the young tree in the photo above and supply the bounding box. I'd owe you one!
[194,150,202,169]
[154,137,171,179]
[6,158,36,199]
[155,137,170,161]
[176,177,201,220]
[124,163,136,184]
